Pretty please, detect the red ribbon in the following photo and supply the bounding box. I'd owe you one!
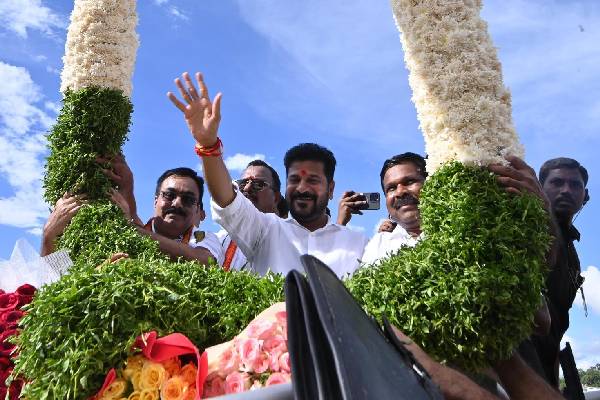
[94,331,208,400]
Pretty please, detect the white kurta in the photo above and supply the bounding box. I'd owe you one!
[211,192,368,278]
[362,225,422,265]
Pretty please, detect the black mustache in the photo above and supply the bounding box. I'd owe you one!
[555,195,574,205]
[392,194,419,209]
[292,192,317,201]
[165,207,187,217]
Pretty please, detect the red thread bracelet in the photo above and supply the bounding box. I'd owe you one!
[194,138,223,157]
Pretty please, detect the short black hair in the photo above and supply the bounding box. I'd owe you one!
[539,158,588,186]
[380,152,427,190]
[246,159,281,193]
[277,198,289,218]
[284,143,336,183]
[155,167,205,209]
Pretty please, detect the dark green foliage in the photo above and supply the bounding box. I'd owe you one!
[14,258,284,399]
[580,364,600,387]
[57,201,163,268]
[44,87,132,204]
[346,162,551,371]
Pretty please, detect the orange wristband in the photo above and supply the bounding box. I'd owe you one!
[194,138,223,157]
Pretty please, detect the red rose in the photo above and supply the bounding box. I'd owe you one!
[8,378,23,399]
[0,357,11,370]
[15,285,35,297]
[0,329,18,343]
[0,295,18,313]
[0,387,6,398]
[0,341,16,357]
[0,289,4,295]
[0,311,23,325]
[0,366,13,386]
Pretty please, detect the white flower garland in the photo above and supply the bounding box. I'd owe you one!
[60,0,139,98]
[390,0,524,173]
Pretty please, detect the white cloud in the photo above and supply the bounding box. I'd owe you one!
[562,334,600,371]
[224,153,266,172]
[169,6,189,21]
[45,65,60,75]
[574,266,600,316]
[0,0,65,38]
[347,223,365,233]
[44,101,61,114]
[0,62,51,231]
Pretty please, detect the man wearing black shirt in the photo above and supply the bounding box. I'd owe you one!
[533,157,589,388]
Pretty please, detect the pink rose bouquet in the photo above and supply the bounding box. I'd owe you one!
[203,303,291,397]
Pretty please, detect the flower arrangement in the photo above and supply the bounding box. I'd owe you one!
[0,284,36,399]
[347,0,551,371]
[203,304,291,397]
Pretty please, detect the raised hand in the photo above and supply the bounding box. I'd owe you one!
[41,193,85,256]
[167,72,222,147]
[336,191,367,225]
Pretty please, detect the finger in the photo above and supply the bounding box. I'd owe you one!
[346,200,368,208]
[341,191,355,198]
[196,72,209,99]
[167,92,187,112]
[109,252,129,264]
[101,168,121,182]
[489,164,523,181]
[183,72,199,100]
[350,210,363,215]
[496,176,524,191]
[175,77,193,103]
[212,92,222,121]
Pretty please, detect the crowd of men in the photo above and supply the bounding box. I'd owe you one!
[41,72,590,399]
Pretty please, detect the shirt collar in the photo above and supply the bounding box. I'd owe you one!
[287,215,337,231]
[391,224,423,241]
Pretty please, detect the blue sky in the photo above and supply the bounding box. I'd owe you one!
[1,0,599,369]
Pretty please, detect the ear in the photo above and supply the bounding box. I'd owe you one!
[274,191,282,203]
[328,180,335,200]
[197,208,206,222]
[583,188,590,205]
[154,195,158,208]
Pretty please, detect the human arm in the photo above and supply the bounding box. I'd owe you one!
[137,227,216,264]
[390,327,499,400]
[41,193,84,256]
[167,72,234,208]
[336,191,367,225]
[494,353,564,400]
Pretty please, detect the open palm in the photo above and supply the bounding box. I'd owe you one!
[168,72,222,146]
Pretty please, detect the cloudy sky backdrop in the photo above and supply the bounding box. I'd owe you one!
[1,0,599,369]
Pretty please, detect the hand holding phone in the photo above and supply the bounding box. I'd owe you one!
[336,191,380,225]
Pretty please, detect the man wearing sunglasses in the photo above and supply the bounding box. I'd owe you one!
[168,72,367,277]
[214,159,286,271]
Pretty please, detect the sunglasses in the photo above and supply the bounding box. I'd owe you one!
[235,178,271,193]
[159,190,199,208]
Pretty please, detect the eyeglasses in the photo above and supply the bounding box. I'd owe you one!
[235,178,271,193]
[159,190,199,208]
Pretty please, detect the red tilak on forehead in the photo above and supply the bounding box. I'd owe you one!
[300,169,307,176]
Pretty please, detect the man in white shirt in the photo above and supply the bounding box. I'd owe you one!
[362,153,427,264]
[215,159,286,271]
[167,72,367,277]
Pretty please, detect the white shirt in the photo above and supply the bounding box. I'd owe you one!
[211,192,368,277]
[214,229,249,271]
[149,219,221,260]
[362,225,422,265]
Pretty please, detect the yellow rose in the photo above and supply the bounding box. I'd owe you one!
[162,357,182,378]
[179,363,197,387]
[100,378,128,400]
[131,370,143,391]
[127,354,146,370]
[139,389,159,400]
[160,376,186,400]
[127,391,141,400]
[140,361,167,391]
[182,387,196,400]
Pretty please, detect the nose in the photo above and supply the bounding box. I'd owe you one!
[296,178,310,193]
[242,181,253,193]
[171,194,184,207]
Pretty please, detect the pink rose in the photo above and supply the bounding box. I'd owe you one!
[275,311,287,339]
[0,295,18,313]
[251,352,270,374]
[263,335,286,354]
[218,346,241,375]
[246,319,278,340]
[203,373,226,398]
[237,338,261,371]
[265,372,290,387]
[224,372,251,394]
[279,352,291,373]
[268,351,280,372]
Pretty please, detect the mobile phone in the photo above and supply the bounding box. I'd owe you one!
[359,192,380,210]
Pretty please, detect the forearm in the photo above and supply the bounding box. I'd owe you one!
[427,363,499,400]
[495,354,563,400]
[40,236,56,257]
[148,231,214,264]
[202,155,235,207]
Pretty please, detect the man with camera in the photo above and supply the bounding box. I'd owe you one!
[168,72,367,277]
